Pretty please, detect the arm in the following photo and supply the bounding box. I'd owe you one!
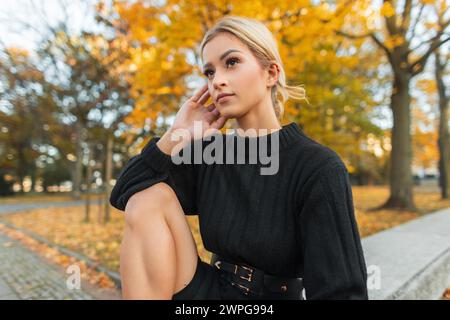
[298,162,368,300]
[109,129,198,215]
[110,82,228,215]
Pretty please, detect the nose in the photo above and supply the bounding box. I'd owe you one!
[212,71,228,91]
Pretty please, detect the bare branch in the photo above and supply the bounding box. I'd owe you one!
[407,2,450,72]
[411,36,450,77]
[408,32,444,54]
[29,0,57,39]
[400,0,412,34]
[335,30,372,39]
[335,28,394,63]
[369,33,390,54]
[370,33,395,65]
[407,3,424,43]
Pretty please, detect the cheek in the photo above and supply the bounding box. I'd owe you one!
[234,66,264,98]
[235,65,254,87]
[238,71,266,107]
[208,85,213,97]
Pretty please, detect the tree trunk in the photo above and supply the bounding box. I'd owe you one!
[84,144,93,223]
[97,146,105,224]
[72,122,84,200]
[435,49,450,199]
[381,52,417,211]
[30,167,36,193]
[17,149,27,193]
[98,189,103,224]
[103,134,113,224]
[17,174,24,193]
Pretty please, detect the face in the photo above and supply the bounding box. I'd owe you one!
[201,32,275,119]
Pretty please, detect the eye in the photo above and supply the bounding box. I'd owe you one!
[203,69,213,78]
[203,57,240,78]
[226,57,239,68]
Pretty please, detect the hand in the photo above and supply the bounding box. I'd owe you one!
[156,84,228,156]
[171,83,228,140]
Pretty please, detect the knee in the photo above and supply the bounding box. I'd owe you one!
[124,182,177,228]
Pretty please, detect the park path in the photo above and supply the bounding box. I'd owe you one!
[0,201,119,300]
[0,200,98,215]
[0,232,94,300]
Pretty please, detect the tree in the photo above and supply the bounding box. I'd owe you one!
[41,158,72,192]
[0,47,57,192]
[336,0,450,210]
[434,45,449,199]
[101,0,385,176]
[1,1,134,213]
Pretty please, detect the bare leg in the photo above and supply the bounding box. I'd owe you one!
[119,182,199,299]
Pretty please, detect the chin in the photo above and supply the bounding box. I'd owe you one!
[217,107,233,118]
[219,105,246,118]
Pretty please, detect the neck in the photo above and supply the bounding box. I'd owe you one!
[234,96,281,137]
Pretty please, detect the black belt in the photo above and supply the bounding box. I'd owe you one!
[211,254,304,300]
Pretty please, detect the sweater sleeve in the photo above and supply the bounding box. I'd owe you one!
[298,161,368,300]
[109,136,198,215]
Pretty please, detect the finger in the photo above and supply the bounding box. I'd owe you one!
[204,103,220,118]
[191,83,208,102]
[209,108,220,118]
[205,103,216,112]
[210,115,227,130]
[197,89,211,105]
[205,108,220,124]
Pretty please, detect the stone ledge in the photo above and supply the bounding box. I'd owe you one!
[362,208,450,300]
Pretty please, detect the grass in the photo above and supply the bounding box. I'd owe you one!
[352,185,450,237]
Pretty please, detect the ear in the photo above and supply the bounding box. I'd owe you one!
[266,62,280,87]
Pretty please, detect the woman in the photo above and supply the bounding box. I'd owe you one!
[110,16,368,300]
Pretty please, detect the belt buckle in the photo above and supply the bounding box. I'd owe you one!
[231,282,251,295]
[239,265,253,282]
[235,264,253,296]
[215,260,254,296]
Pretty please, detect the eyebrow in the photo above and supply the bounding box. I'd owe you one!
[203,49,243,70]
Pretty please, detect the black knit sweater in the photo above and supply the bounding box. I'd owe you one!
[110,122,369,300]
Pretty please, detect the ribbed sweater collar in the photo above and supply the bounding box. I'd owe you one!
[225,122,306,151]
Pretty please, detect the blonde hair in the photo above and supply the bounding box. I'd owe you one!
[199,15,308,121]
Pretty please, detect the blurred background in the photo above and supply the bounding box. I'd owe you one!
[0,0,448,300]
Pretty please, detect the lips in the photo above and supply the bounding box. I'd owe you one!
[216,93,235,103]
